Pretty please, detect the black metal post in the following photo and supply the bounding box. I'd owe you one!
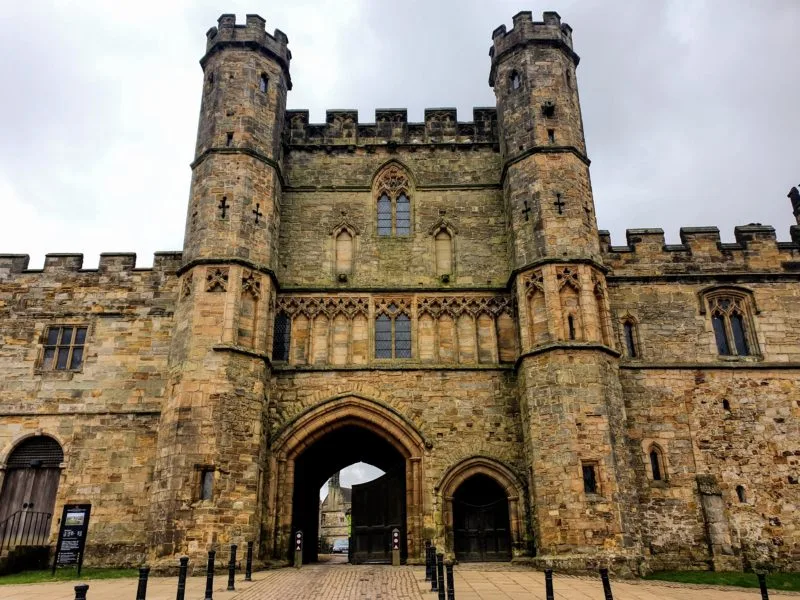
[425,543,432,581]
[445,560,455,600]
[176,556,189,600]
[245,541,253,582]
[758,573,770,600]
[204,550,216,600]
[227,544,237,591]
[437,553,446,600]
[430,546,438,592]
[74,584,89,600]
[545,569,554,600]
[599,568,613,600]
[136,567,150,600]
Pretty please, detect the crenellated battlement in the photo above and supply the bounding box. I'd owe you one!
[599,225,800,276]
[489,11,576,86]
[0,251,182,278]
[284,107,498,147]
[203,14,291,77]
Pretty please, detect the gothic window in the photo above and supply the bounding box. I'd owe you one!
[510,70,521,91]
[272,313,291,361]
[648,445,666,481]
[41,325,88,371]
[582,463,598,494]
[374,164,413,236]
[259,73,268,93]
[621,317,640,358]
[704,290,758,357]
[374,303,411,359]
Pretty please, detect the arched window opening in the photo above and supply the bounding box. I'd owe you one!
[624,320,638,358]
[510,70,521,91]
[335,229,354,276]
[434,229,453,276]
[259,73,268,93]
[567,315,576,341]
[736,485,746,503]
[377,194,392,236]
[396,194,411,235]
[272,313,291,361]
[649,446,665,481]
[374,164,412,236]
[705,292,757,357]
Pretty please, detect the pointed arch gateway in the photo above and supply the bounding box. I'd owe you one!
[437,456,526,561]
[267,394,427,563]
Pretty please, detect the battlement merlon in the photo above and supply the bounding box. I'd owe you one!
[0,252,183,278]
[489,11,577,87]
[203,14,292,89]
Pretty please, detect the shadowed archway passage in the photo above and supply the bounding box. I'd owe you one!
[453,474,512,562]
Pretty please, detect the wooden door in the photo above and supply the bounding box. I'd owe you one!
[350,470,405,564]
[453,475,512,562]
[0,467,60,546]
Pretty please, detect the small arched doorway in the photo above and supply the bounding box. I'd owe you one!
[453,474,512,562]
[0,435,63,546]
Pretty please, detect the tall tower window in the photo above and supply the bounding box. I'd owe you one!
[272,313,291,361]
[374,163,413,236]
[621,317,640,358]
[648,445,666,481]
[259,73,268,93]
[703,289,758,357]
[582,463,598,494]
[510,70,521,90]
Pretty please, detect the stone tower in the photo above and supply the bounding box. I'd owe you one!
[491,12,640,562]
[148,14,290,560]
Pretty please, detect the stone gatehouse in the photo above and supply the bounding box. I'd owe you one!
[1,11,799,574]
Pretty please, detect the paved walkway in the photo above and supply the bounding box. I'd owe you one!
[2,560,798,599]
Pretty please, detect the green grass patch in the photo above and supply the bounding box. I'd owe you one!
[644,570,800,591]
[0,568,138,585]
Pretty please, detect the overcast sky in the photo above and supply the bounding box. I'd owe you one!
[2,0,798,270]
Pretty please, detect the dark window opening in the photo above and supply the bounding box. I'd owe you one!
[582,464,598,494]
[395,314,411,358]
[226,132,233,147]
[649,449,663,481]
[712,313,731,355]
[259,73,268,93]
[736,485,746,503]
[730,313,749,356]
[722,399,731,411]
[547,129,555,143]
[510,71,521,91]
[207,72,214,86]
[272,313,291,361]
[567,315,576,340]
[200,469,214,500]
[375,314,392,358]
[42,325,87,371]
[624,321,638,358]
[377,193,392,236]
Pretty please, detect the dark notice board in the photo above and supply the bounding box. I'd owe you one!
[52,504,91,575]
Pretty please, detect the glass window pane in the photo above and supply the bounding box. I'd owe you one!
[60,327,73,345]
[375,315,392,358]
[624,322,637,358]
[46,328,59,345]
[70,348,84,370]
[394,315,411,358]
[272,314,291,361]
[377,194,392,236]
[712,314,730,355]
[396,194,410,234]
[56,348,70,370]
[75,327,87,345]
[43,348,55,369]
[731,313,749,356]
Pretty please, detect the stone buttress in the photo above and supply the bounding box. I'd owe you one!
[148,14,289,561]
[491,11,641,568]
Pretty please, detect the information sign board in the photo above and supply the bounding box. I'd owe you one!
[52,504,91,575]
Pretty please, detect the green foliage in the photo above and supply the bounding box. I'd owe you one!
[0,568,137,585]
[644,571,800,591]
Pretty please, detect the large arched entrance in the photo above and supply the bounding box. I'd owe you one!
[0,435,63,548]
[268,395,426,564]
[438,456,526,561]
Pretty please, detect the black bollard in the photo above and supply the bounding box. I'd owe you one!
[74,584,89,600]
[136,566,150,600]
[544,569,554,600]
[245,541,253,582]
[445,560,455,600]
[227,544,237,591]
[425,543,432,581]
[430,546,438,592]
[175,556,189,600]
[204,550,216,600]
[436,553,446,600]
[599,568,613,600]
[758,573,770,600]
